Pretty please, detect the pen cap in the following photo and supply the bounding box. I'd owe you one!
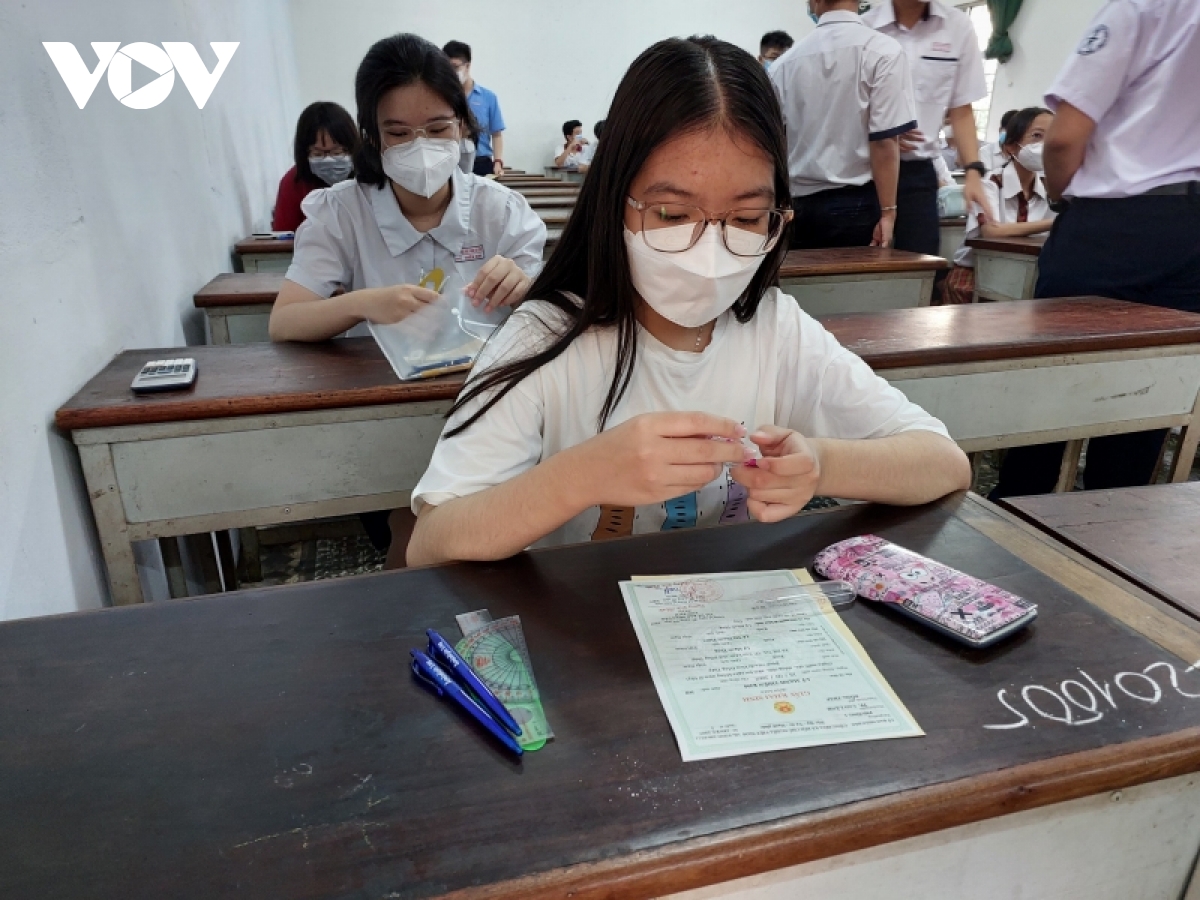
[749,581,857,614]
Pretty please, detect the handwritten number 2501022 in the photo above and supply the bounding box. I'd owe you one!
[985,660,1200,729]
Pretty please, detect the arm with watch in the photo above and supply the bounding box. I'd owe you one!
[947,104,994,223]
[491,133,505,175]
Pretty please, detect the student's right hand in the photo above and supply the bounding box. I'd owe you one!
[899,129,926,153]
[565,412,752,508]
[871,210,896,248]
[353,284,439,325]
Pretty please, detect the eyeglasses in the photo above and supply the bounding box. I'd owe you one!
[384,119,461,146]
[626,198,793,257]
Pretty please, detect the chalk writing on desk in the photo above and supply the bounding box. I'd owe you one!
[985,660,1200,730]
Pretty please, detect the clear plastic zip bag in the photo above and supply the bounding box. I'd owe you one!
[369,268,511,381]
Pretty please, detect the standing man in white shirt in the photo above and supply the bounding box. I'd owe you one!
[992,0,1200,498]
[863,0,992,254]
[771,0,916,249]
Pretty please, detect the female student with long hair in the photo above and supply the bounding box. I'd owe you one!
[407,36,970,567]
[269,33,545,343]
[272,101,359,232]
[943,107,1056,304]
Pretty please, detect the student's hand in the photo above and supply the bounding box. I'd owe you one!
[963,173,994,224]
[870,210,896,248]
[731,426,822,523]
[354,284,438,325]
[567,413,752,509]
[899,128,926,153]
[466,256,532,311]
[492,159,504,176]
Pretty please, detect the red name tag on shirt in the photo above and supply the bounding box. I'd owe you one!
[931,41,952,52]
[456,245,485,262]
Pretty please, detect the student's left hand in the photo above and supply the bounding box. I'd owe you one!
[963,173,994,224]
[466,256,531,311]
[730,425,822,523]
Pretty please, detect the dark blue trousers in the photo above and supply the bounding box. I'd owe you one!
[892,159,941,256]
[790,182,880,249]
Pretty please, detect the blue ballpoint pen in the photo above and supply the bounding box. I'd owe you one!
[410,650,524,757]
[426,628,524,737]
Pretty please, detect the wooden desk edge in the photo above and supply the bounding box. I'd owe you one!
[964,237,1044,256]
[779,254,949,278]
[440,726,1200,900]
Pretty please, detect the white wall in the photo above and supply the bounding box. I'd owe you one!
[985,0,1107,134]
[289,0,815,173]
[0,0,299,619]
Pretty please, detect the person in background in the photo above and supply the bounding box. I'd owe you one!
[942,106,1056,304]
[554,120,589,168]
[771,0,915,249]
[272,102,359,232]
[937,115,958,170]
[577,120,605,174]
[991,0,1200,498]
[405,35,969,567]
[980,108,1018,171]
[758,30,794,71]
[863,0,993,254]
[443,40,506,176]
[459,115,481,174]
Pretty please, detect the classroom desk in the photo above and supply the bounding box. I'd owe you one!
[939,215,967,261]
[778,248,948,315]
[1001,483,1200,623]
[3,494,1200,899]
[545,164,586,183]
[514,185,581,199]
[193,273,282,344]
[234,236,294,274]
[966,234,1046,302]
[57,297,1200,605]
[544,227,561,257]
[523,193,578,209]
[536,208,573,226]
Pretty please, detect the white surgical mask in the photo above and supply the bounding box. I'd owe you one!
[1016,141,1045,173]
[456,67,468,85]
[308,154,352,185]
[762,58,773,72]
[381,137,459,197]
[624,225,761,328]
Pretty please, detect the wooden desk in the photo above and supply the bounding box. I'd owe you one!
[57,342,466,605]
[4,494,1200,899]
[939,215,967,261]
[234,236,294,274]
[779,248,948,315]
[514,185,581,198]
[544,227,561,258]
[523,193,578,209]
[545,165,586,183]
[1001,483,1200,623]
[966,235,1046,302]
[193,273,282,344]
[536,208,573,226]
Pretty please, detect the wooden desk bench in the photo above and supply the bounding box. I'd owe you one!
[523,193,578,209]
[939,215,967,261]
[4,494,1200,898]
[234,236,294,274]
[1000,482,1200,623]
[193,273,282,344]
[57,342,465,605]
[536,208,573,226]
[544,165,586,183]
[824,297,1200,490]
[779,248,948,315]
[966,235,1046,302]
[514,186,581,199]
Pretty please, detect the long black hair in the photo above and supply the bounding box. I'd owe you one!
[353,33,477,189]
[292,101,358,184]
[446,35,791,437]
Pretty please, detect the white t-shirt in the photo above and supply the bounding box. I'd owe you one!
[412,289,952,549]
[554,138,589,168]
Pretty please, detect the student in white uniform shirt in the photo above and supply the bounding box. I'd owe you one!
[770,0,916,249]
[405,36,969,567]
[943,107,1056,304]
[978,108,1017,173]
[992,0,1200,499]
[270,33,546,344]
[863,0,992,255]
[553,120,589,169]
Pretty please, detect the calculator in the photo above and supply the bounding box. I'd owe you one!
[130,358,197,393]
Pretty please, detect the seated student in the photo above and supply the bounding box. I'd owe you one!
[577,120,605,174]
[757,30,794,71]
[272,102,358,232]
[270,33,546,345]
[554,120,590,169]
[406,35,971,567]
[943,107,1055,304]
[980,108,1018,172]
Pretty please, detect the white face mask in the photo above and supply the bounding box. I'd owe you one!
[308,154,352,185]
[624,225,762,328]
[381,137,459,197]
[456,66,468,85]
[1016,141,1045,173]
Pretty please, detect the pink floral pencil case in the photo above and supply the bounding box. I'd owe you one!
[812,535,1037,648]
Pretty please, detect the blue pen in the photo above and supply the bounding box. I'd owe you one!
[426,629,523,737]
[410,650,524,757]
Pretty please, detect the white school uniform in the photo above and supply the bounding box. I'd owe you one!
[286,167,546,316]
[769,10,916,197]
[979,140,1007,172]
[554,138,588,169]
[953,163,1055,268]
[863,0,988,162]
[1045,0,1200,199]
[412,290,951,549]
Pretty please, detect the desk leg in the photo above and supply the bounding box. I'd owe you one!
[917,273,935,306]
[1170,391,1200,483]
[158,538,188,598]
[77,443,144,605]
[214,531,238,591]
[207,312,231,345]
[1055,440,1084,492]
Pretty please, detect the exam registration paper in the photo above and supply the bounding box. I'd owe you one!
[621,569,922,762]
